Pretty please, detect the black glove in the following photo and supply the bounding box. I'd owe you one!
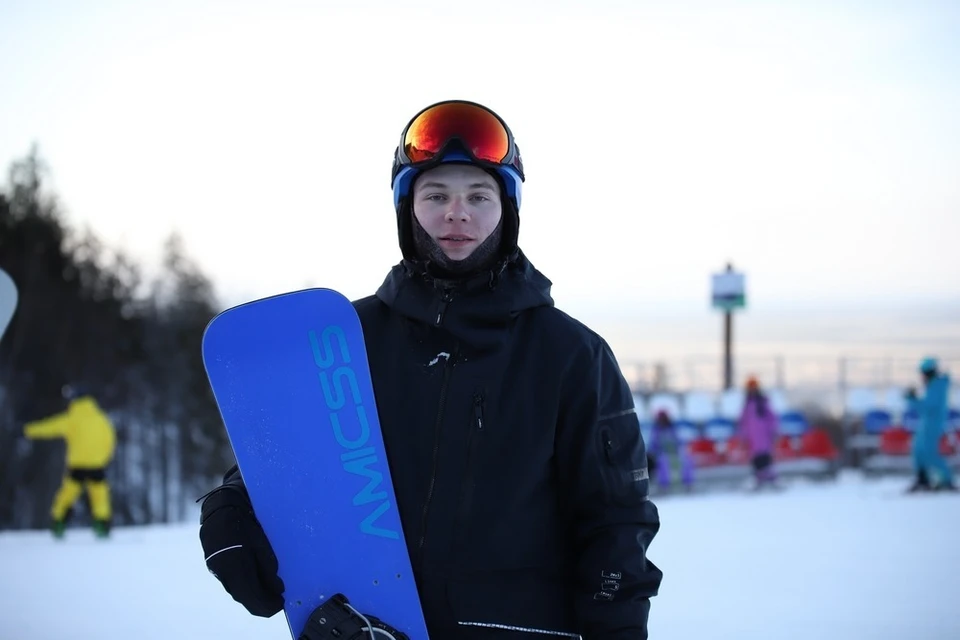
[199,484,285,617]
[905,387,917,401]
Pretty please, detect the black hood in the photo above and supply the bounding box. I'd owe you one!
[375,249,553,353]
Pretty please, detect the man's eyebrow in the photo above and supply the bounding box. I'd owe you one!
[415,180,498,191]
[415,181,448,191]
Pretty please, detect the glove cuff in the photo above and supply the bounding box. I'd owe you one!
[200,485,251,524]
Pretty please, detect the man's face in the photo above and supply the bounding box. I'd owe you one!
[411,164,503,261]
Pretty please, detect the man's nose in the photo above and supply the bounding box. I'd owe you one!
[445,196,469,220]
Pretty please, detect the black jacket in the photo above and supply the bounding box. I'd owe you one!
[213,251,661,639]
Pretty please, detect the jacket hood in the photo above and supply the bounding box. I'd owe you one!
[375,249,553,352]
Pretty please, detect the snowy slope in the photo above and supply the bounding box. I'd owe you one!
[1,472,958,640]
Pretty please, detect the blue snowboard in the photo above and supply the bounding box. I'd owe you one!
[202,288,429,640]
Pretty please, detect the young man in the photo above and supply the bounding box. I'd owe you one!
[23,384,116,538]
[199,100,662,639]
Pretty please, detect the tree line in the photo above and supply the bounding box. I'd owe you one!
[0,147,234,529]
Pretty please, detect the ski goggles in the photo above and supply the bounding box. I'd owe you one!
[392,100,525,182]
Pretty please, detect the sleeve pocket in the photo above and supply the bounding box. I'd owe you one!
[598,419,650,506]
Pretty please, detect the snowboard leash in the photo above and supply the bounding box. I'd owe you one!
[298,593,410,640]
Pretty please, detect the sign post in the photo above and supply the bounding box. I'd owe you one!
[711,263,746,390]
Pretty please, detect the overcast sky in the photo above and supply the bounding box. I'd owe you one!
[2,0,958,368]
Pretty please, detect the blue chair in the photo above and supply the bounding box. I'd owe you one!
[948,408,960,431]
[778,411,810,437]
[862,409,893,435]
[673,419,700,444]
[703,417,736,442]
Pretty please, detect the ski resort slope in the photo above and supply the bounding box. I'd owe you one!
[1,472,957,640]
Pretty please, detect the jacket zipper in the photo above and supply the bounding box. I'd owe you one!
[451,392,485,555]
[457,621,580,637]
[435,291,453,325]
[473,393,484,431]
[602,427,616,463]
[417,350,456,555]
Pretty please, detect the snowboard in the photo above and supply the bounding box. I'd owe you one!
[0,268,17,340]
[202,288,429,640]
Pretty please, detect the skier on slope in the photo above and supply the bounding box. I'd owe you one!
[198,99,662,638]
[737,377,780,490]
[23,384,116,538]
[905,357,956,493]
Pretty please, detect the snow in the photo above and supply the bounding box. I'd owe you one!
[2,472,958,640]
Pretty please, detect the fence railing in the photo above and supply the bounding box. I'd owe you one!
[621,354,960,416]
[621,354,960,393]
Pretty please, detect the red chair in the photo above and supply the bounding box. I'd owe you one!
[687,437,721,468]
[878,427,911,456]
[775,434,799,461]
[724,435,752,465]
[800,428,838,460]
[939,433,957,456]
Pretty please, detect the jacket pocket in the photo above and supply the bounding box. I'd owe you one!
[598,419,650,506]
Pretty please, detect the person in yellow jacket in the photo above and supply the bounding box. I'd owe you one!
[23,384,116,538]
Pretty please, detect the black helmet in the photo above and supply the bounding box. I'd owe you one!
[61,384,90,401]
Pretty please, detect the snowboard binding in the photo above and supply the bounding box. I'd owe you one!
[298,593,410,640]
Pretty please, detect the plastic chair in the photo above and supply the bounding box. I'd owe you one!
[778,411,810,437]
[800,428,838,460]
[703,417,737,442]
[724,434,751,465]
[878,427,911,456]
[948,408,960,432]
[775,434,799,460]
[718,389,745,420]
[673,419,699,444]
[681,390,717,425]
[862,409,893,435]
[687,437,721,468]
[766,388,790,415]
[939,433,957,457]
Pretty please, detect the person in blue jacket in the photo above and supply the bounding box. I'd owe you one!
[906,357,956,492]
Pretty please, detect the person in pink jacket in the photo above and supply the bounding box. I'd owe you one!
[738,377,781,489]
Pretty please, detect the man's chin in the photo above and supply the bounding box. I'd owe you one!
[439,248,475,262]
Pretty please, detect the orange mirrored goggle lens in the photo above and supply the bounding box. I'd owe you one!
[403,102,511,165]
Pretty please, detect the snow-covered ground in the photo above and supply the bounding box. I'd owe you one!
[2,471,958,640]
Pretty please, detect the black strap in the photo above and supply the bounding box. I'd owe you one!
[298,594,409,640]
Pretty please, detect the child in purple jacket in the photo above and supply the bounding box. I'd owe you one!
[738,377,781,488]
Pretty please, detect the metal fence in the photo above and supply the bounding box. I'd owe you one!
[621,354,960,417]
